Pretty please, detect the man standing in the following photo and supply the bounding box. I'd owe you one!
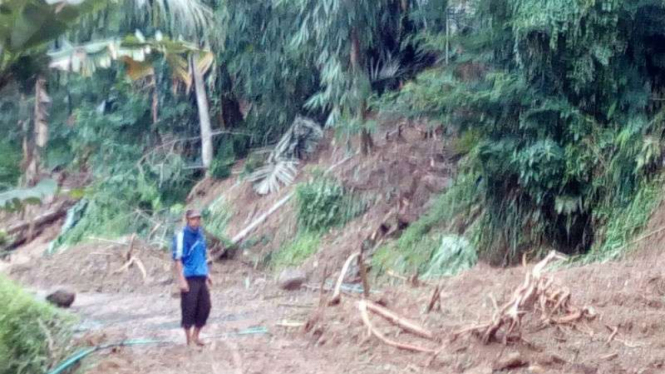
[172,209,212,346]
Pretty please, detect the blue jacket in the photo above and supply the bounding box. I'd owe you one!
[172,226,209,278]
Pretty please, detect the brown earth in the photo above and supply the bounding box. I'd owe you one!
[4,121,665,373]
[190,120,454,274]
[7,233,665,374]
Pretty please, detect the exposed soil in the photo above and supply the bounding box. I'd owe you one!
[7,235,665,374]
[192,120,454,275]
[4,121,665,374]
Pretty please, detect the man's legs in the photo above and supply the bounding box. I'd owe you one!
[180,278,200,345]
[192,280,212,346]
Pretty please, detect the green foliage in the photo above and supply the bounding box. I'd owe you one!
[0,179,57,212]
[0,0,105,90]
[0,275,74,374]
[220,1,320,145]
[586,176,664,262]
[241,154,264,177]
[373,173,480,275]
[380,0,665,263]
[270,231,322,270]
[422,235,477,278]
[0,142,21,191]
[209,141,234,180]
[202,196,232,241]
[296,176,367,233]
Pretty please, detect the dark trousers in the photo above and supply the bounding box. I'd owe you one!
[181,276,211,329]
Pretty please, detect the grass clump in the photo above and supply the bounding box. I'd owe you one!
[296,175,367,232]
[270,231,322,269]
[0,275,74,374]
[373,173,480,276]
[584,176,664,262]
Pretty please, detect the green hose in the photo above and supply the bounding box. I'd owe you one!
[46,327,268,374]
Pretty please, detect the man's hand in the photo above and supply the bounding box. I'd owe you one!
[207,275,213,288]
[179,278,190,293]
[174,260,189,292]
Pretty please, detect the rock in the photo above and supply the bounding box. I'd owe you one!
[494,352,527,371]
[465,365,492,374]
[528,364,546,373]
[46,289,76,308]
[278,268,307,291]
[422,174,452,193]
[570,363,598,374]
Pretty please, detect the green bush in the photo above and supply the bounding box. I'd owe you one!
[373,173,480,276]
[270,231,322,269]
[0,141,20,191]
[209,141,235,180]
[0,275,74,374]
[422,235,477,278]
[585,176,664,262]
[241,154,264,177]
[379,0,665,263]
[296,176,366,232]
[209,158,233,180]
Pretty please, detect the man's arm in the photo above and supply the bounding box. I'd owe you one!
[172,231,189,292]
[174,260,189,292]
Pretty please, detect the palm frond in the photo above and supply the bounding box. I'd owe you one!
[247,159,299,195]
[369,54,402,83]
[248,116,323,195]
[130,0,213,37]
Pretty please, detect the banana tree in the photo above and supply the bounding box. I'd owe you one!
[0,0,105,90]
[48,32,216,169]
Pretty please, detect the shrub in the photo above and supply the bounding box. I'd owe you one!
[209,141,235,180]
[295,176,366,232]
[270,231,322,269]
[0,276,74,374]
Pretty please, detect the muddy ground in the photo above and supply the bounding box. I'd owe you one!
[3,122,665,373]
[5,234,665,374]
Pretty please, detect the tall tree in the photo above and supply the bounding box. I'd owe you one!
[191,52,214,169]
[288,0,393,154]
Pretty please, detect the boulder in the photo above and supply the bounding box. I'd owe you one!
[278,268,307,291]
[494,352,527,371]
[464,365,492,374]
[46,289,76,308]
[422,174,452,193]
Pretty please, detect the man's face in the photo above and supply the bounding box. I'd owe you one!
[187,216,202,229]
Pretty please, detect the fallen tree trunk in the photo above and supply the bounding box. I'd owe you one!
[3,201,73,250]
[364,300,434,340]
[5,201,71,236]
[329,252,361,306]
[359,300,435,354]
[213,154,357,261]
[231,192,294,245]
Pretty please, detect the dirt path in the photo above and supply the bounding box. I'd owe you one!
[7,230,665,374]
[18,258,421,374]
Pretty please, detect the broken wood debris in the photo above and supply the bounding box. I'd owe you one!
[454,251,595,344]
[359,300,436,354]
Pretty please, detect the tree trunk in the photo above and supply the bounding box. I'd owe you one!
[151,75,159,125]
[24,76,50,186]
[219,64,244,128]
[350,28,373,156]
[192,54,214,170]
[20,94,32,186]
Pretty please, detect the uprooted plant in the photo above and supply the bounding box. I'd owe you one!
[455,251,596,344]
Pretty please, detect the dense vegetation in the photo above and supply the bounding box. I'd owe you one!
[0,275,73,374]
[381,0,665,263]
[3,0,665,264]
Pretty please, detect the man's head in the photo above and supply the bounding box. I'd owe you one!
[185,209,202,230]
